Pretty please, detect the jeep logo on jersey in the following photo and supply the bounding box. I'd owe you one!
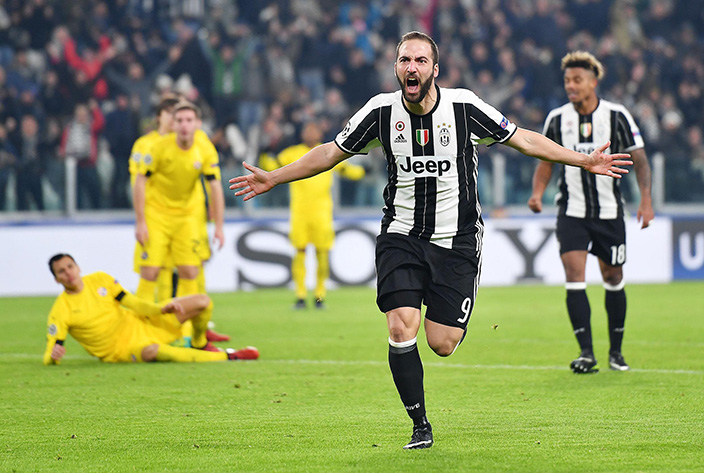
[398,155,452,177]
[573,143,597,155]
[415,129,429,146]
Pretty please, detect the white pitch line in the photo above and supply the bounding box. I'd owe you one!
[267,359,704,375]
[5,353,703,375]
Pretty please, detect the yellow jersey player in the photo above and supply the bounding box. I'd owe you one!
[261,121,365,309]
[132,101,225,350]
[129,96,210,301]
[129,96,178,296]
[43,253,258,364]
[129,97,229,345]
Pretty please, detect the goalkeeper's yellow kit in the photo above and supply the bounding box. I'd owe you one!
[261,143,364,301]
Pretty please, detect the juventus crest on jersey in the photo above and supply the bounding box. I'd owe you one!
[543,99,644,220]
[335,86,516,252]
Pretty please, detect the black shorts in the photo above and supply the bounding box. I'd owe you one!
[375,233,479,330]
[556,215,626,266]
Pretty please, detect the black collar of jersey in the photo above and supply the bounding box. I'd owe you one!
[402,84,441,118]
[573,97,601,117]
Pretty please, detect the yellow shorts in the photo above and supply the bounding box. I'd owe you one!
[133,223,209,272]
[290,213,334,251]
[197,219,211,262]
[136,207,203,268]
[103,309,182,362]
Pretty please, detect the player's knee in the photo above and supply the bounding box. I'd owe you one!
[387,317,406,341]
[428,331,463,357]
[387,312,417,342]
[141,344,159,362]
[388,325,409,343]
[178,266,199,280]
[195,294,210,311]
[602,271,622,286]
[429,340,456,357]
[140,266,160,281]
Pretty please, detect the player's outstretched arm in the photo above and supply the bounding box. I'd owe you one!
[507,128,632,178]
[229,142,352,201]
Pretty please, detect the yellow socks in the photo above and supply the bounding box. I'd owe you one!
[176,276,198,298]
[155,344,226,362]
[292,249,307,300]
[189,300,213,349]
[292,249,329,301]
[175,276,199,342]
[197,266,206,293]
[315,250,329,301]
[156,268,174,302]
[135,278,157,302]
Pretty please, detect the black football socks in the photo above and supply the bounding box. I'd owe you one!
[388,338,427,424]
[566,284,593,355]
[604,283,627,354]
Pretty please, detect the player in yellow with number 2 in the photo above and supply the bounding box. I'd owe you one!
[132,101,224,350]
[129,97,229,344]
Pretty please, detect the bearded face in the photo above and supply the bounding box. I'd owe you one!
[396,68,435,104]
[394,39,438,105]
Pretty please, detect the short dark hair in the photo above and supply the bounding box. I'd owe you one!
[396,31,439,65]
[155,96,180,117]
[48,253,75,276]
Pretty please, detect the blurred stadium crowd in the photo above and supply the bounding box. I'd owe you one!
[0,0,703,213]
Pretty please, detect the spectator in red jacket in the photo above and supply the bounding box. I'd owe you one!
[59,27,114,101]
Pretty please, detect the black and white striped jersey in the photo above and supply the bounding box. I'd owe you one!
[543,99,644,220]
[334,85,516,252]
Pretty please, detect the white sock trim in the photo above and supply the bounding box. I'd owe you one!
[603,280,625,291]
[565,282,587,290]
[388,337,417,348]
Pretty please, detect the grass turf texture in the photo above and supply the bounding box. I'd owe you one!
[1,283,702,472]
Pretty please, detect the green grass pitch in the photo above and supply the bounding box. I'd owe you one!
[1,283,703,472]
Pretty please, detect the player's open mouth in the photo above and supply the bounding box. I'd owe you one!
[406,77,420,93]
